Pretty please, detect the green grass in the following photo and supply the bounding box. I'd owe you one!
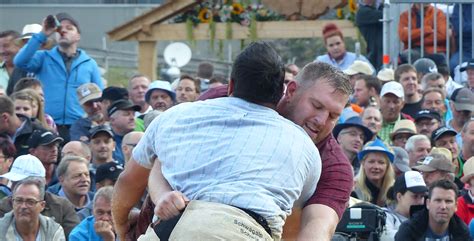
[105,66,138,87]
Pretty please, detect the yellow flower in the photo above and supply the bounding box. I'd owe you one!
[336,8,343,19]
[198,8,212,23]
[349,0,357,13]
[231,3,244,15]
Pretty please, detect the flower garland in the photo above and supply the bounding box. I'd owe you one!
[173,0,283,47]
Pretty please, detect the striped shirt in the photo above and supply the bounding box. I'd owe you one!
[133,97,321,233]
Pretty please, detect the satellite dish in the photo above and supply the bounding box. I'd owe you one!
[163,42,192,68]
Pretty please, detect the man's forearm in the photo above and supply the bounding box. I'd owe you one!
[112,158,150,239]
[297,204,339,241]
[148,160,172,204]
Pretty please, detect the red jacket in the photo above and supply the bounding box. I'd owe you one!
[456,192,474,225]
[398,5,448,54]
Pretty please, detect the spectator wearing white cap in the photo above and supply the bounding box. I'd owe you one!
[378,81,412,143]
[145,80,176,111]
[343,60,375,88]
[396,64,422,118]
[0,155,80,237]
[377,68,395,84]
[6,23,53,96]
[381,171,427,240]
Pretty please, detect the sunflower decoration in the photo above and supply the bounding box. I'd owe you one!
[198,8,213,23]
[349,0,358,14]
[231,3,244,15]
[336,8,344,19]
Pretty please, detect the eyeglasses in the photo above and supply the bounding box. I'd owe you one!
[339,130,366,141]
[124,143,138,148]
[12,198,43,207]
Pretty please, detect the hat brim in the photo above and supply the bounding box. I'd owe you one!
[79,93,102,105]
[412,164,436,172]
[358,149,395,163]
[91,130,114,139]
[453,102,474,112]
[407,185,428,193]
[390,130,416,141]
[40,136,64,146]
[343,69,359,75]
[460,65,474,72]
[145,89,176,103]
[333,123,374,143]
[394,162,411,172]
[0,172,27,182]
[461,173,474,183]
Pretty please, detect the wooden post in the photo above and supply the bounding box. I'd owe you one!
[138,41,157,80]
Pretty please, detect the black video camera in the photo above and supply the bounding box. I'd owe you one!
[333,203,386,241]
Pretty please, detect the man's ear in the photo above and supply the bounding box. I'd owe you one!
[285,80,298,100]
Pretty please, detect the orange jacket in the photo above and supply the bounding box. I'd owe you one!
[398,5,448,54]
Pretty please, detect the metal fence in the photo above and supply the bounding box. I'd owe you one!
[383,0,473,74]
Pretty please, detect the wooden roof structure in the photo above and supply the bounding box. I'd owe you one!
[108,0,356,80]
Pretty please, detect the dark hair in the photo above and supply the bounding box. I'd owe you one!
[230,41,285,105]
[437,65,450,77]
[13,77,43,93]
[209,75,228,85]
[0,134,16,158]
[197,62,214,79]
[356,74,382,95]
[179,74,201,93]
[394,64,417,82]
[0,30,20,39]
[0,96,14,115]
[428,179,458,199]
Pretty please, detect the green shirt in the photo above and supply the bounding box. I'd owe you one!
[379,115,401,144]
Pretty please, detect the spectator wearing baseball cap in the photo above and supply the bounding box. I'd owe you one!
[413,153,455,187]
[381,171,427,240]
[391,146,411,177]
[447,88,474,148]
[28,128,63,186]
[145,80,176,111]
[14,11,103,143]
[0,155,81,237]
[456,156,474,225]
[353,138,395,206]
[379,81,413,143]
[95,162,123,190]
[377,68,395,83]
[89,125,116,168]
[459,58,474,91]
[70,83,105,143]
[333,116,374,175]
[390,119,417,148]
[414,109,442,138]
[107,100,140,166]
[99,86,129,120]
[431,126,463,178]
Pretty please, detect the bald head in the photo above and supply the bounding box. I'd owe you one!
[121,131,144,164]
[61,141,91,161]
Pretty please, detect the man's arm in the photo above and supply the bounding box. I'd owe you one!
[297,204,339,241]
[112,158,150,241]
[148,160,188,220]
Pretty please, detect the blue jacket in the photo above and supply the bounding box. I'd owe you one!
[69,216,107,241]
[14,32,103,125]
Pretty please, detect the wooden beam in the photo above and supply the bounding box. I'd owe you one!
[108,0,198,41]
[122,20,356,41]
[138,41,158,80]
